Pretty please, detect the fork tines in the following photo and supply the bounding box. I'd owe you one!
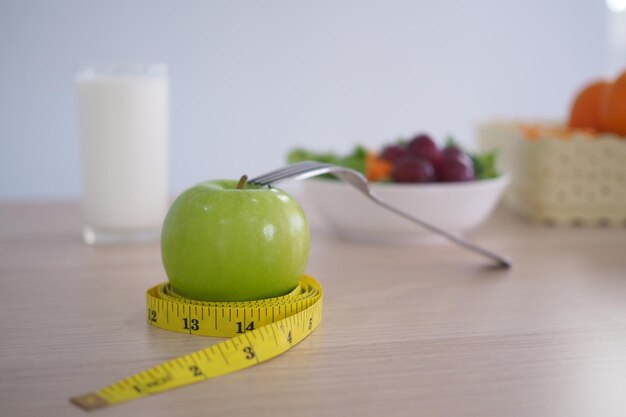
[250,161,329,186]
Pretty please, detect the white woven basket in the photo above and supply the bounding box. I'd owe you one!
[478,121,626,226]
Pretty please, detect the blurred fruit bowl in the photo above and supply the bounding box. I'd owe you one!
[300,174,510,245]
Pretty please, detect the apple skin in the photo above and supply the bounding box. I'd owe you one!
[161,180,310,302]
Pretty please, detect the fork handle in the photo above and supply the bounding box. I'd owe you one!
[366,192,512,269]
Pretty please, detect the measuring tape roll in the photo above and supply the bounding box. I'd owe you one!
[70,275,323,411]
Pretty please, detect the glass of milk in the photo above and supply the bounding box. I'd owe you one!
[76,64,169,245]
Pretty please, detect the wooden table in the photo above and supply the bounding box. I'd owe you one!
[1,201,626,417]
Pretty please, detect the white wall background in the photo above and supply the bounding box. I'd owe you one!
[0,0,617,200]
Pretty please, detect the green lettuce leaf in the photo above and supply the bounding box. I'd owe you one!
[287,145,367,179]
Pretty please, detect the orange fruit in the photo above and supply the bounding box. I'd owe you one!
[599,70,626,136]
[568,79,611,131]
[519,124,543,140]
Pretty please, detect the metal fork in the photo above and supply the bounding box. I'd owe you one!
[250,161,511,269]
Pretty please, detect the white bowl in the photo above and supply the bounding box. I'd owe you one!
[300,175,510,245]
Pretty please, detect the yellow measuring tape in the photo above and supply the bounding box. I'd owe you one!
[70,275,323,411]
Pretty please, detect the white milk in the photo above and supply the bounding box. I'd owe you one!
[77,65,169,244]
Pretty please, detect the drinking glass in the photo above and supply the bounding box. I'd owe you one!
[76,64,169,245]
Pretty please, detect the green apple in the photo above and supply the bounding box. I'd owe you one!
[161,177,310,301]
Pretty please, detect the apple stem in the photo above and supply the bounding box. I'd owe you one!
[236,175,248,190]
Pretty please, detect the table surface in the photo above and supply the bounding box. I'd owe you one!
[1,201,626,417]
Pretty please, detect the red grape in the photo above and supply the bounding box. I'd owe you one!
[380,144,406,163]
[435,145,475,181]
[406,134,442,166]
[392,157,435,183]
[441,146,471,165]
